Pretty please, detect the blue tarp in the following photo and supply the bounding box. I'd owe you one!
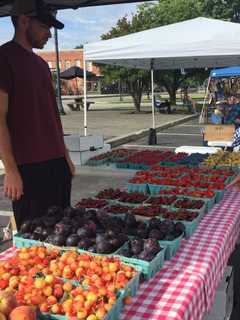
[210,66,240,78]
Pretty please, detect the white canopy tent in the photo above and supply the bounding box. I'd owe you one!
[83,17,240,136]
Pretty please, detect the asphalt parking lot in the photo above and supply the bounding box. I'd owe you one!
[124,118,203,149]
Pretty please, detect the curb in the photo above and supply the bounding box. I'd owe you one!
[106,114,198,148]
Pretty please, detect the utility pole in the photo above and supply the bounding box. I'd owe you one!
[54,27,65,115]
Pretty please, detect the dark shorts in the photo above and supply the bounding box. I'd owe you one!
[12,157,72,229]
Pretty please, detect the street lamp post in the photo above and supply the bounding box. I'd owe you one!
[54,27,65,115]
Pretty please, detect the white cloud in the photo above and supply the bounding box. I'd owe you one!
[0,2,144,50]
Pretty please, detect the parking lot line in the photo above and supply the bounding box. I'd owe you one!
[158,133,201,136]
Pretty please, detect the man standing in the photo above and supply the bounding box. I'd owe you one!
[0,0,75,229]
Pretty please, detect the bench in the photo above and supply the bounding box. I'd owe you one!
[68,98,95,111]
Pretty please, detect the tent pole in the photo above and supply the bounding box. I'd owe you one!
[200,76,211,124]
[148,61,157,145]
[54,27,65,115]
[83,58,87,136]
[151,68,155,129]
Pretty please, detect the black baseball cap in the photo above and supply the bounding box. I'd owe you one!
[11,0,64,30]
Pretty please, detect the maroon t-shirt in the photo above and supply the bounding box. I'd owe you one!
[0,41,65,165]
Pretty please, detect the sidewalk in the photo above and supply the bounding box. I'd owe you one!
[61,98,189,139]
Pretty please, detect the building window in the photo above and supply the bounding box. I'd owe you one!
[87,62,93,71]
[75,60,81,67]
[65,60,71,69]
[47,61,53,69]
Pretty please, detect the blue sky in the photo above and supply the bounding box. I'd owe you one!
[0,3,143,50]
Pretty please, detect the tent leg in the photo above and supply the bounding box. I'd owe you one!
[83,59,87,136]
[148,67,157,145]
[54,27,65,115]
[200,76,211,124]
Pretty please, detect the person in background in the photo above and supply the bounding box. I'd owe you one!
[183,93,197,114]
[0,0,75,229]
[211,108,223,124]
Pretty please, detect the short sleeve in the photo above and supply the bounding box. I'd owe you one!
[0,52,12,94]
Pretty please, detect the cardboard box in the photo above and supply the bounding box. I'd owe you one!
[204,125,235,142]
[204,266,233,320]
[64,135,104,152]
[69,144,111,166]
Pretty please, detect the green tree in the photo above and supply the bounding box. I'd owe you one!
[100,1,206,106]
[201,0,238,20]
[100,0,238,106]
[131,0,207,104]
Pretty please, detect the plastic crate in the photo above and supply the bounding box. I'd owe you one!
[14,233,42,248]
[117,243,166,280]
[127,183,148,194]
[159,233,184,260]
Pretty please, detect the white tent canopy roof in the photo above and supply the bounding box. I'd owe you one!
[84,17,240,70]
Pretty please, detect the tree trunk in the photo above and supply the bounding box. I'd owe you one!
[127,79,143,112]
[169,89,177,105]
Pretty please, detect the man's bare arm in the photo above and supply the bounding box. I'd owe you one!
[0,89,23,200]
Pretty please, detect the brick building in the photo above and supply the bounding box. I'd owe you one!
[37,49,101,95]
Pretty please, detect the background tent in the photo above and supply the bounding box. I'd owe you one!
[84,17,240,136]
[60,66,101,95]
[210,66,240,78]
[84,17,240,70]
[60,66,97,80]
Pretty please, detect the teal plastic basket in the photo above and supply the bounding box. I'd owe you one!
[140,164,150,170]
[159,161,177,167]
[160,208,203,238]
[116,162,129,169]
[87,158,109,166]
[185,195,215,212]
[14,233,42,248]
[159,233,184,260]
[148,184,165,195]
[38,290,123,320]
[127,183,148,194]
[128,163,141,170]
[77,242,125,256]
[175,218,198,238]
[214,189,225,203]
[118,243,166,280]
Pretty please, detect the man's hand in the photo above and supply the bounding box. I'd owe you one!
[4,169,23,201]
[226,175,240,190]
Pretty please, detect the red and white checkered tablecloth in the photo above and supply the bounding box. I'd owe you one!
[121,267,206,320]
[166,190,240,311]
[121,189,240,319]
[0,190,240,320]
